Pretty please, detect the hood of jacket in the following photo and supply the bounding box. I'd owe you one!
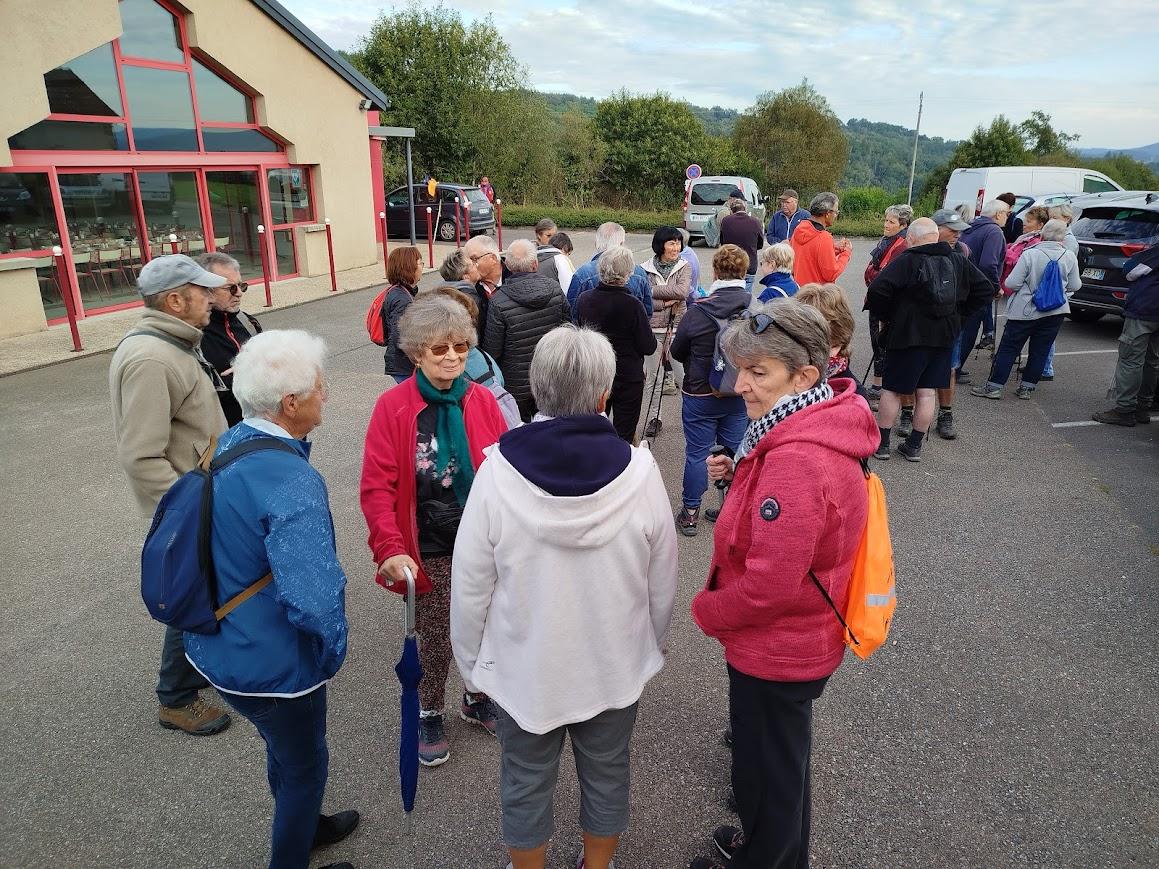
[791,218,830,249]
[497,414,630,497]
[743,377,879,467]
[759,271,797,290]
[501,271,562,309]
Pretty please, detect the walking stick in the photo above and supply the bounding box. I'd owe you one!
[641,308,677,442]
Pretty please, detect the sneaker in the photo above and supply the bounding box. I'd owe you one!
[1040,374,1054,382]
[689,859,727,869]
[897,441,922,462]
[873,440,891,461]
[158,699,231,736]
[935,408,957,440]
[575,856,616,869]
[418,714,450,766]
[896,406,914,438]
[1015,386,1034,400]
[1092,409,1137,427]
[460,694,498,736]
[978,333,995,350]
[705,507,721,522]
[956,369,972,385]
[713,825,746,860]
[661,372,678,396]
[676,506,699,537]
[313,811,360,851]
[970,384,1003,399]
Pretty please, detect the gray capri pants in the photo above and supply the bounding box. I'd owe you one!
[495,702,639,849]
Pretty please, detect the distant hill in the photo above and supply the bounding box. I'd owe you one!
[1078,142,1159,170]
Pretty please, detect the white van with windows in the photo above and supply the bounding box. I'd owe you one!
[683,175,765,243]
[943,166,1122,216]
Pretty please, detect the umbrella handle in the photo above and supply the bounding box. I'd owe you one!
[402,565,417,637]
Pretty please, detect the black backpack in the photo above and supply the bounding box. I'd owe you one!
[917,255,959,318]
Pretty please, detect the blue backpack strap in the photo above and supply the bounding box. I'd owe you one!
[209,436,299,472]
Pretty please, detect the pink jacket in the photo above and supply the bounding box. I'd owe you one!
[692,379,879,681]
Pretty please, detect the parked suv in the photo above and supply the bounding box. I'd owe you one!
[385,182,495,241]
[683,175,765,244]
[1069,192,1159,321]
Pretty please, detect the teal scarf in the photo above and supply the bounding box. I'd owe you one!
[415,369,474,506]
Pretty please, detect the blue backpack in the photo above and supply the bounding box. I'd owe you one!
[703,308,743,398]
[1032,252,1067,312]
[141,435,298,634]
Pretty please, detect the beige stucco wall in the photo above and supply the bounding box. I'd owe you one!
[0,0,378,273]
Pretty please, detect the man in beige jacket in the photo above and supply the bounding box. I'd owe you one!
[109,254,231,735]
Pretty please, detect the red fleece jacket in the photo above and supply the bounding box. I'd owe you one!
[691,379,879,682]
[360,377,508,595]
[791,219,852,286]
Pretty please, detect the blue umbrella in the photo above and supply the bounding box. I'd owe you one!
[395,567,422,820]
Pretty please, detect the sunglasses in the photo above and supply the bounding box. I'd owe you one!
[741,309,809,353]
[221,282,248,295]
[426,341,470,358]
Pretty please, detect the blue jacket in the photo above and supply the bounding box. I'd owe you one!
[766,208,810,244]
[1123,245,1159,321]
[756,271,800,302]
[959,217,1005,291]
[184,422,348,697]
[568,255,653,317]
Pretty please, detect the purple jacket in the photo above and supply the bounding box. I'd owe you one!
[960,217,1005,292]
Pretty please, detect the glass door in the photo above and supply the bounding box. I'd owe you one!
[58,171,142,310]
[205,170,262,278]
[138,171,205,264]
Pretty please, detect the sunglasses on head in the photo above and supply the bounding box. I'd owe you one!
[741,309,809,352]
[426,341,470,358]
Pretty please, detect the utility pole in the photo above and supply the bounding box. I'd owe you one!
[907,91,924,205]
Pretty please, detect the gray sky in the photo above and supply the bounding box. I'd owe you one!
[284,0,1159,149]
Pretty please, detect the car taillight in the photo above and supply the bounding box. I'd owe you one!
[1120,244,1147,256]
[1111,291,1127,300]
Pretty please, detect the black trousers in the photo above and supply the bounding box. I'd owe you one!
[728,664,828,869]
[607,377,644,443]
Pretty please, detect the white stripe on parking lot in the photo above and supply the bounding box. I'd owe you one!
[1050,349,1118,356]
[1052,420,1102,428]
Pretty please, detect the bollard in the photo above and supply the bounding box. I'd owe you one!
[169,233,179,255]
[53,245,83,352]
[324,218,337,293]
[455,199,462,249]
[425,207,434,265]
[496,199,503,248]
[379,211,389,277]
[257,224,272,307]
[461,198,470,245]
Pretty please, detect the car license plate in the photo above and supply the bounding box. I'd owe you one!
[479,207,490,214]
[1082,268,1105,280]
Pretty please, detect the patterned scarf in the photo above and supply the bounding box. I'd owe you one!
[736,381,834,462]
[653,256,679,280]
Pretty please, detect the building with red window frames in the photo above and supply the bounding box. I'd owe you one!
[0,0,392,338]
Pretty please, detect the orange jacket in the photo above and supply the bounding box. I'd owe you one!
[791,219,852,285]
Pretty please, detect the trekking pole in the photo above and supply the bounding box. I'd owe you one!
[641,309,677,442]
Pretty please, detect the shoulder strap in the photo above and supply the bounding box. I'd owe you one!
[209,436,300,473]
[214,572,273,620]
[809,569,859,648]
[119,329,195,356]
[241,312,262,335]
[470,351,497,385]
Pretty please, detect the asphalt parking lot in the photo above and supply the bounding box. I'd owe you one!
[0,232,1155,868]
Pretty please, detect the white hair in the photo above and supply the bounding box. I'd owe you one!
[954,203,974,223]
[760,242,795,273]
[1048,204,1074,224]
[906,217,939,245]
[232,329,327,420]
[1040,218,1069,242]
[505,238,538,272]
[530,325,615,417]
[597,245,635,285]
[464,233,499,256]
[594,221,627,254]
[980,199,1009,218]
[196,251,241,273]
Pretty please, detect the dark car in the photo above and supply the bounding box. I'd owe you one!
[1069,192,1159,321]
[384,183,495,241]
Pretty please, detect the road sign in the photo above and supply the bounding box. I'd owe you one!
[686,164,702,180]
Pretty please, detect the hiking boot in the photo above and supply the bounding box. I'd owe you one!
[978,333,995,350]
[676,506,699,537]
[713,825,746,860]
[1137,407,1153,424]
[956,369,972,385]
[661,372,678,396]
[970,383,1003,399]
[705,507,721,522]
[1015,385,1034,400]
[935,408,957,440]
[158,699,231,736]
[460,693,498,736]
[313,811,360,851]
[1092,409,1136,427]
[873,440,891,461]
[897,441,922,462]
[418,714,450,766]
[896,407,914,438]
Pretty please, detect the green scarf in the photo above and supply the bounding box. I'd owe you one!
[415,369,475,506]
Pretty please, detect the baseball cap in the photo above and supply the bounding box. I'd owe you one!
[727,188,744,199]
[931,208,970,231]
[136,254,227,297]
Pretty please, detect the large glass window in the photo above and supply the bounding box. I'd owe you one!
[117,0,184,63]
[268,168,313,224]
[122,66,198,151]
[201,128,279,153]
[206,171,262,278]
[273,229,296,276]
[45,45,123,117]
[193,60,252,123]
[8,121,129,152]
[59,172,142,309]
[0,174,59,254]
[138,172,205,257]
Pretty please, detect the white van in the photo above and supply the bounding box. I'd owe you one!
[943,166,1122,216]
[683,175,765,242]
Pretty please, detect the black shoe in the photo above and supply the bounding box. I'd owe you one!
[896,407,914,438]
[313,810,360,851]
[978,333,995,350]
[676,506,699,537]
[873,441,891,461]
[319,864,355,869]
[956,369,972,385]
[897,441,922,462]
[1092,409,1136,427]
[643,418,662,438]
[713,825,745,860]
[935,408,957,440]
[705,506,721,522]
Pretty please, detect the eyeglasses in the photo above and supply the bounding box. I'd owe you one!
[741,309,809,353]
[222,282,248,295]
[426,341,470,358]
[469,252,497,264]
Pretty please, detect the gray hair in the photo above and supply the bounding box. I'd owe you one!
[907,217,940,245]
[885,204,914,226]
[464,233,499,257]
[534,217,558,237]
[232,329,327,419]
[759,242,795,273]
[196,251,241,273]
[597,245,635,285]
[808,192,839,217]
[529,325,616,417]
[980,199,1009,218]
[397,295,477,360]
[439,249,470,281]
[954,203,974,224]
[721,300,830,378]
[1048,204,1074,224]
[1040,218,1069,242]
[505,238,538,273]
[594,221,627,254]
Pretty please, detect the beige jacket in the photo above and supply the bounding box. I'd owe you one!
[109,309,227,515]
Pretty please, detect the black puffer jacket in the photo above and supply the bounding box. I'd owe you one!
[481,271,571,419]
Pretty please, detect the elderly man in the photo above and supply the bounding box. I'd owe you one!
[482,239,571,421]
[567,222,654,316]
[790,192,853,285]
[866,218,992,462]
[109,254,231,735]
[464,233,503,327]
[765,188,810,244]
[196,252,261,427]
[929,208,974,439]
[957,199,1009,374]
[185,329,358,869]
[719,196,764,293]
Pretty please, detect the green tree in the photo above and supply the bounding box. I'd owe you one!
[732,81,850,196]
[466,89,561,205]
[1081,153,1159,189]
[1019,110,1078,157]
[555,110,606,207]
[592,91,707,209]
[920,114,1029,200]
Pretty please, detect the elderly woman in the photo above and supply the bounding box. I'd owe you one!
[576,245,658,441]
[184,329,358,869]
[1002,205,1049,287]
[685,300,879,869]
[640,225,693,396]
[1041,204,1080,380]
[796,281,859,385]
[755,242,800,302]
[381,245,425,382]
[863,204,914,405]
[360,295,508,766]
[451,325,677,869]
[439,248,481,293]
[970,219,1081,400]
[420,284,505,387]
[669,244,753,536]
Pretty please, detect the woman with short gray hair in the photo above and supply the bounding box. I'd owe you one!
[575,246,658,440]
[687,299,879,869]
[863,203,914,403]
[451,325,677,869]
